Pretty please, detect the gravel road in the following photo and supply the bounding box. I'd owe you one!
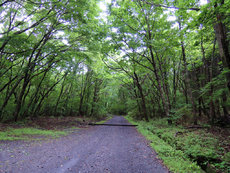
[0,115,170,173]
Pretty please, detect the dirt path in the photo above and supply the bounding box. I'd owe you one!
[0,115,170,173]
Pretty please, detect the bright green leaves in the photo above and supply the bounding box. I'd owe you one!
[0,0,107,121]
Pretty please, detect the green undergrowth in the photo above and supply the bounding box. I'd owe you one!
[95,115,113,124]
[125,115,230,173]
[125,116,205,173]
[0,127,68,141]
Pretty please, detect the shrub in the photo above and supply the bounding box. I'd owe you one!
[175,105,192,124]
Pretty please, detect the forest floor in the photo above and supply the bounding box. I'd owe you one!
[0,116,99,131]
[0,115,170,173]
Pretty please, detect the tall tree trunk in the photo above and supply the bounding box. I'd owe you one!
[79,70,92,116]
[156,53,172,113]
[172,57,181,109]
[179,21,197,125]
[195,65,202,118]
[209,38,217,124]
[141,12,171,124]
[212,1,230,90]
[149,47,171,124]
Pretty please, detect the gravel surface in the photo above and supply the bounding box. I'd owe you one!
[0,115,170,173]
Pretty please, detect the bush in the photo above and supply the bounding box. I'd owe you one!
[175,105,192,124]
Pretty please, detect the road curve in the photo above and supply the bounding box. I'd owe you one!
[0,115,170,173]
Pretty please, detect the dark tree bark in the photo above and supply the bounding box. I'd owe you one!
[133,71,149,122]
[0,75,24,120]
[54,76,67,116]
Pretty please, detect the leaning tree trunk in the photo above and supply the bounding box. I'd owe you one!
[0,75,24,120]
[133,71,149,122]
[54,80,65,116]
[13,73,30,122]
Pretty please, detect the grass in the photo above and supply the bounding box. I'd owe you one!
[0,127,68,141]
[124,116,205,173]
[0,115,111,141]
[125,115,230,173]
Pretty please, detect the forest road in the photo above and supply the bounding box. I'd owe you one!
[0,115,170,173]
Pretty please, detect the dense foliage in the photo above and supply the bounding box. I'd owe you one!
[103,0,230,126]
[0,0,108,122]
[1,0,230,125]
[0,0,229,124]
[1,0,230,172]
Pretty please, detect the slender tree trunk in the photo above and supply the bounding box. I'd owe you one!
[148,75,165,118]
[90,78,98,116]
[13,76,30,122]
[25,70,48,117]
[54,77,66,116]
[201,98,210,119]
[194,60,202,118]
[172,57,181,109]
[198,66,204,118]
[133,71,149,122]
[133,81,142,119]
[179,21,197,125]
[209,38,217,124]
[198,97,202,117]
[141,14,171,124]
[156,53,172,114]
[215,100,221,117]
[32,73,68,117]
[181,72,188,104]
[181,46,197,125]
[149,47,171,124]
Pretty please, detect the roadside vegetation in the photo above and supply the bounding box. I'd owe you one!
[125,115,230,173]
[0,116,108,141]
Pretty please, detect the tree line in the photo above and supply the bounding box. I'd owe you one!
[0,0,108,122]
[103,0,230,125]
[0,0,229,126]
